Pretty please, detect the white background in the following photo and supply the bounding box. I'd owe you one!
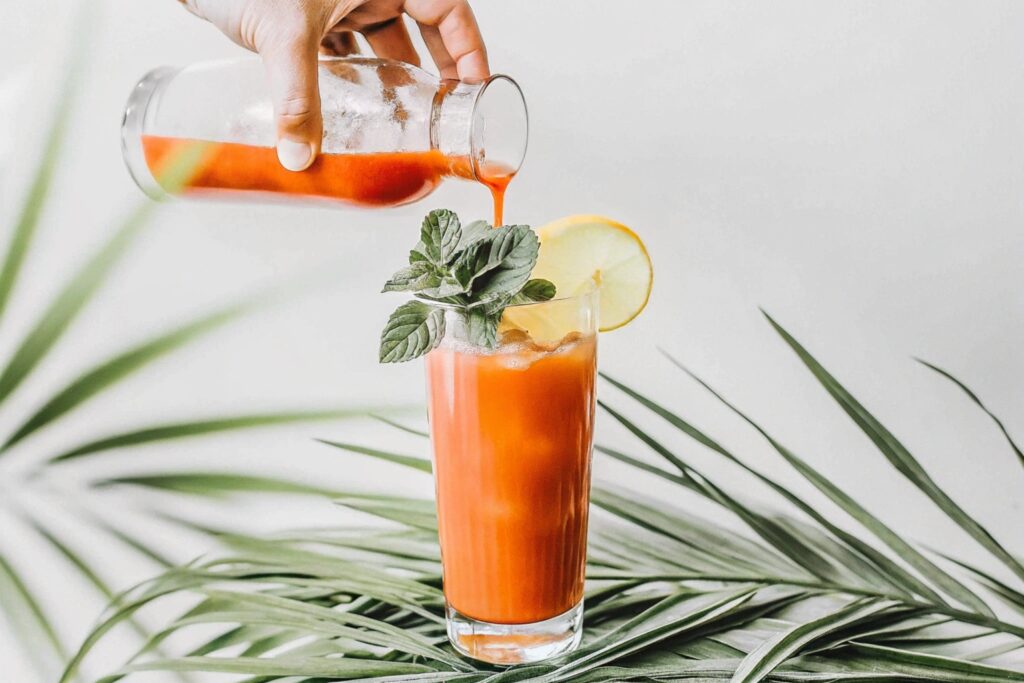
[1,1,1021,680]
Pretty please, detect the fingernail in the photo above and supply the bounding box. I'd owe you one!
[277,139,313,171]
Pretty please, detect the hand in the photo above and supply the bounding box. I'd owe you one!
[179,0,489,171]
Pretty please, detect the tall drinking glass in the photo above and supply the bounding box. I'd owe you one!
[424,291,598,665]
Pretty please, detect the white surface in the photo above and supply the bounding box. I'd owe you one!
[0,1,1022,679]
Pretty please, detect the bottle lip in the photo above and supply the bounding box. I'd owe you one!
[469,73,528,181]
[121,65,181,200]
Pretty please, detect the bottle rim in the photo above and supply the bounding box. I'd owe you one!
[121,65,181,201]
[468,73,528,181]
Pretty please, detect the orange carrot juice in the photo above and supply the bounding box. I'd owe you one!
[426,331,597,626]
[141,135,514,223]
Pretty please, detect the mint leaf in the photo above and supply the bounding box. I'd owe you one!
[417,213,443,264]
[419,209,462,266]
[464,308,500,349]
[478,278,555,314]
[419,276,466,299]
[467,226,540,304]
[451,225,538,298]
[382,262,440,293]
[379,301,445,363]
[454,219,491,252]
[409,243,430,264]
[512,278,557,304]
[380,211,556,363]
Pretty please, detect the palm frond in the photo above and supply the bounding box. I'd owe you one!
[64,322,1024,681]
[0,6,89,323]
[47,410,373,463]
[370,414,430,438]
[628,357,993,615]
[730,598,901,683]
[317,439,434,473]
[914,357,1024,470]
[0,69,392,682]
[763,311,1024,584]
[2,299,251,452]
[0,142,204,413]
[0,548,66,676]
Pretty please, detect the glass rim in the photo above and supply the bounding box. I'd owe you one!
[414,285,596,312]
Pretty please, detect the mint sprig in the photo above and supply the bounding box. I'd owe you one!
[379,210,556,363]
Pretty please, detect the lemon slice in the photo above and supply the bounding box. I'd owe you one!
[532,215,652,331]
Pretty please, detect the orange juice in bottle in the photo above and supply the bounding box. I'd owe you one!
[122,57,526,223]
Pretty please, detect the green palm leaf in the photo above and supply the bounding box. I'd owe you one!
[63,315,1024,683]
[2,300,250,452]
[915,358,1024,470]
[96,472,344,497]
[22,516,193,682]
[730,598,899,683]
[0,143,206,414]
[370,414,429,438]
[0,206,147,410]
[0,549,66,676]
[0,8,89,323]
[317,439,433,473]
[48,410,372,463]
[73,506,176,568]
[936,553,1024,617]
[0,79,385,681]
[102,657,437,680]
[544,590,757,682]
[763,312,1024,584]
[608,361,991,615]
[599,400,836,581]
[847,642,1024,681]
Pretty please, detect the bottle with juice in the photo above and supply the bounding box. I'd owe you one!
[425,292,598,664]
[121,57,526,224]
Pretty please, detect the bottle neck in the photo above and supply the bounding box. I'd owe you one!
[430,75,528,184]
[431,80,479,177]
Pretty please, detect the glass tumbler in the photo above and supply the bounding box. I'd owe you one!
[121,57,527,213]
[424,292,598,664]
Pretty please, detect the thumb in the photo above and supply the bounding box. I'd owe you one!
[260,33,323,172]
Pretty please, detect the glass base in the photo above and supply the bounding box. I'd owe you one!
[446,600,584,665]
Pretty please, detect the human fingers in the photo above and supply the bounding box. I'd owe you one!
[320,31,361,56]
[362,17,421,66]
[405,0,488,81]
[260,31,324,171]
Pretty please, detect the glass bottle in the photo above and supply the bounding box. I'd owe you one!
[121,57,527,219]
